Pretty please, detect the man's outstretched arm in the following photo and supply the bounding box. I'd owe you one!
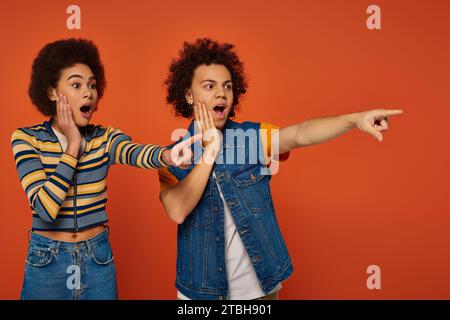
[277,109,404,154]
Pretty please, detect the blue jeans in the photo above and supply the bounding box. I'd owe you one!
[21,229,118,300]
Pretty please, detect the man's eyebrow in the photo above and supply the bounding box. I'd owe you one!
[200,79,232,84]
[67,74,96,81]
[201,79,217,84]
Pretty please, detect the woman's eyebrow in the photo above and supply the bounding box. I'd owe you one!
[67,74,96,81]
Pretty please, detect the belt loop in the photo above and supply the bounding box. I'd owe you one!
[105,225,110,236]
[27,228,32,243]
[86,239,93,256]
[55,241,61,255]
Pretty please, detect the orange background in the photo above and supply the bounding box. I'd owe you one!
[1,0,449,299]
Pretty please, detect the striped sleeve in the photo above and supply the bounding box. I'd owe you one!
[11,129,77,222]
[106,126,169,169]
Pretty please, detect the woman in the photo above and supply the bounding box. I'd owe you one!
[11,38,198,300]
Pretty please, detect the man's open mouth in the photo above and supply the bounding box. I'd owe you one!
[212,105,226,119]
[80,105,93,119]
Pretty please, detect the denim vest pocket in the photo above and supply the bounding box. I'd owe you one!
[232,164,271,212]
[91,240,114,265]
[26,245,54,268]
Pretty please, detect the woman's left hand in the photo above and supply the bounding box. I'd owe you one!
[161,133,203,169]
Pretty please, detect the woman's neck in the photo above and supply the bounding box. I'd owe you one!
[50,117,86,138]
[50,118,64,135]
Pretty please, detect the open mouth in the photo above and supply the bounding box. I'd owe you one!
[79,105,93,119]
[212,105,226,119]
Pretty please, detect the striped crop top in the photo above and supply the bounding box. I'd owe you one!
[11,121,168,232]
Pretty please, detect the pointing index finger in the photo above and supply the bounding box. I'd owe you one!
[378,109,404,117]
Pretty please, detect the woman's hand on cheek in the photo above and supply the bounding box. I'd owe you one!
[56,94,82,148]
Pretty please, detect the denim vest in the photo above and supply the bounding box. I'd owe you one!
[168,119,293,300]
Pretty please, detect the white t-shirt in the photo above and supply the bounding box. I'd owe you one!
[52,126,86,157]
[177,172,281,300]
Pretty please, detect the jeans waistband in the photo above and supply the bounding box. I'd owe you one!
[28,227,109,253]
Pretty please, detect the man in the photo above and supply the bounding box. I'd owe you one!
[159,38,403,300]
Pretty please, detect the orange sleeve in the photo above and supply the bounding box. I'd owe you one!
[260,122,290,163]
[158,167,179,191]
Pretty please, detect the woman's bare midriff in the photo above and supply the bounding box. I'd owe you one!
[34,225,107,242]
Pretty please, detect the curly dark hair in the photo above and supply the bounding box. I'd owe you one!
[165,38,248,118]
[28,38,106,116]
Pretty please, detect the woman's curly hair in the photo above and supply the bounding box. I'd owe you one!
[28,38,106,116]
[165,38,248,118]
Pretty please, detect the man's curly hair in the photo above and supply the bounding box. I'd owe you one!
[165,38,248,118]
[28,38,106,116]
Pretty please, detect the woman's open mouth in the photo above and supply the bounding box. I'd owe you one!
[212,105,226,120]
[80,105,93,119]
